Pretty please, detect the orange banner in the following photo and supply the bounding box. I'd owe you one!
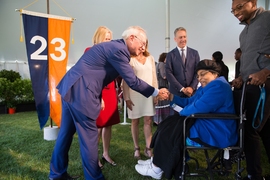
[48,18,71,127]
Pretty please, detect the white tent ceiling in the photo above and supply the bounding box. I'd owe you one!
[0,0,268,80]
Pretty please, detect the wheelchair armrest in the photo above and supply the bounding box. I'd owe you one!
[182,113,242,150]
[185,113,239,120]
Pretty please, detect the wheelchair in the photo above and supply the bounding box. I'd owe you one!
[180,82,247,180]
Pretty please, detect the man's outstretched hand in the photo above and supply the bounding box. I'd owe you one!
[157,88,170,100]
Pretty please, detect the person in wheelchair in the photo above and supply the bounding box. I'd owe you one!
[135,59,238,180]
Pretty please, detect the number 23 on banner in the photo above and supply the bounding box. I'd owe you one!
[30,35,67,61]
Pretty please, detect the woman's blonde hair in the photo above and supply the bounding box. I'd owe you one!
[92,26,113,44]
[142,39,150,57]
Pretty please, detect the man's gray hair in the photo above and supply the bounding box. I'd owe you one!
[174,27,186,37]
[122,26,146,39]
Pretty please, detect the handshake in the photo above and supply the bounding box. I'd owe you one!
[157,88,170,100]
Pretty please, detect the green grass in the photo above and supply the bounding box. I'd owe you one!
[0,111,269,180]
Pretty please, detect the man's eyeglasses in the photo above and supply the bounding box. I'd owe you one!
[231,0,250,14]
[134,36,146,47]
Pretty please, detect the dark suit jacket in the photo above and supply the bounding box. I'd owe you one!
[166,47,200,96]
[57,39,155,120]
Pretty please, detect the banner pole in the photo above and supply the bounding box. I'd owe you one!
[47,0,50,14]
[47,0,53,128]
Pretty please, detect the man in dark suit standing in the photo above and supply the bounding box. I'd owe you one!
[166,27,200,97]
[48,26,169,180]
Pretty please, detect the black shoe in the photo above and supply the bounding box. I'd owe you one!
[223,159,232,171]
[49,173,80,180]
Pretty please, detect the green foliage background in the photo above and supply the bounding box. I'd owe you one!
[0,70,34,108]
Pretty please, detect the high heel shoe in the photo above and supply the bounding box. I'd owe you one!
[134,147,141,159]
[98,160,104,169]
[102,155,117,166]
[144,147,152,158]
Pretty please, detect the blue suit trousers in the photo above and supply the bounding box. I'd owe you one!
[49,100,104,180]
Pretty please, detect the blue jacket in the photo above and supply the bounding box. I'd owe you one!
[57,39,155,120]
[171,77,238,148]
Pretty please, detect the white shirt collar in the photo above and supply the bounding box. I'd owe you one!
[177,46,187,55]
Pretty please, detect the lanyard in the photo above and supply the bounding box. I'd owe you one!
[252,84,266,129]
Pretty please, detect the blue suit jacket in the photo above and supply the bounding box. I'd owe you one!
[166,47,200,96]
[57,39,155,120]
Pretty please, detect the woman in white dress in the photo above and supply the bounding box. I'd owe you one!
[123,40,158,159]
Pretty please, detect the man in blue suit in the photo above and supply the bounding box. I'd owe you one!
[166,27,200,97]
[48,26,169,180]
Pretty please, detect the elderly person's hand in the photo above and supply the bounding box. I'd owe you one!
[157,88,170,100]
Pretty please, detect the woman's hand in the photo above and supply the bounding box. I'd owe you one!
[126,100,134,111]
[101,99,105,110]
[153,97,158,105]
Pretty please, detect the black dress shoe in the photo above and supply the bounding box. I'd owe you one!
[49,173,80,180]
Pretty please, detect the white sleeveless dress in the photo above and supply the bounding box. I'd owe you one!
[123,56,157,119]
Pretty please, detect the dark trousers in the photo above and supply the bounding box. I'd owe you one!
[151,114,195,179]
[244,81,270,179]
[49,100,104,180]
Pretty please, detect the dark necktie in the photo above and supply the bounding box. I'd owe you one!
[181,48,185,64]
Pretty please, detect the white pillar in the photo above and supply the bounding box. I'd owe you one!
[165,0,170,52]
[120,101,130,125]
